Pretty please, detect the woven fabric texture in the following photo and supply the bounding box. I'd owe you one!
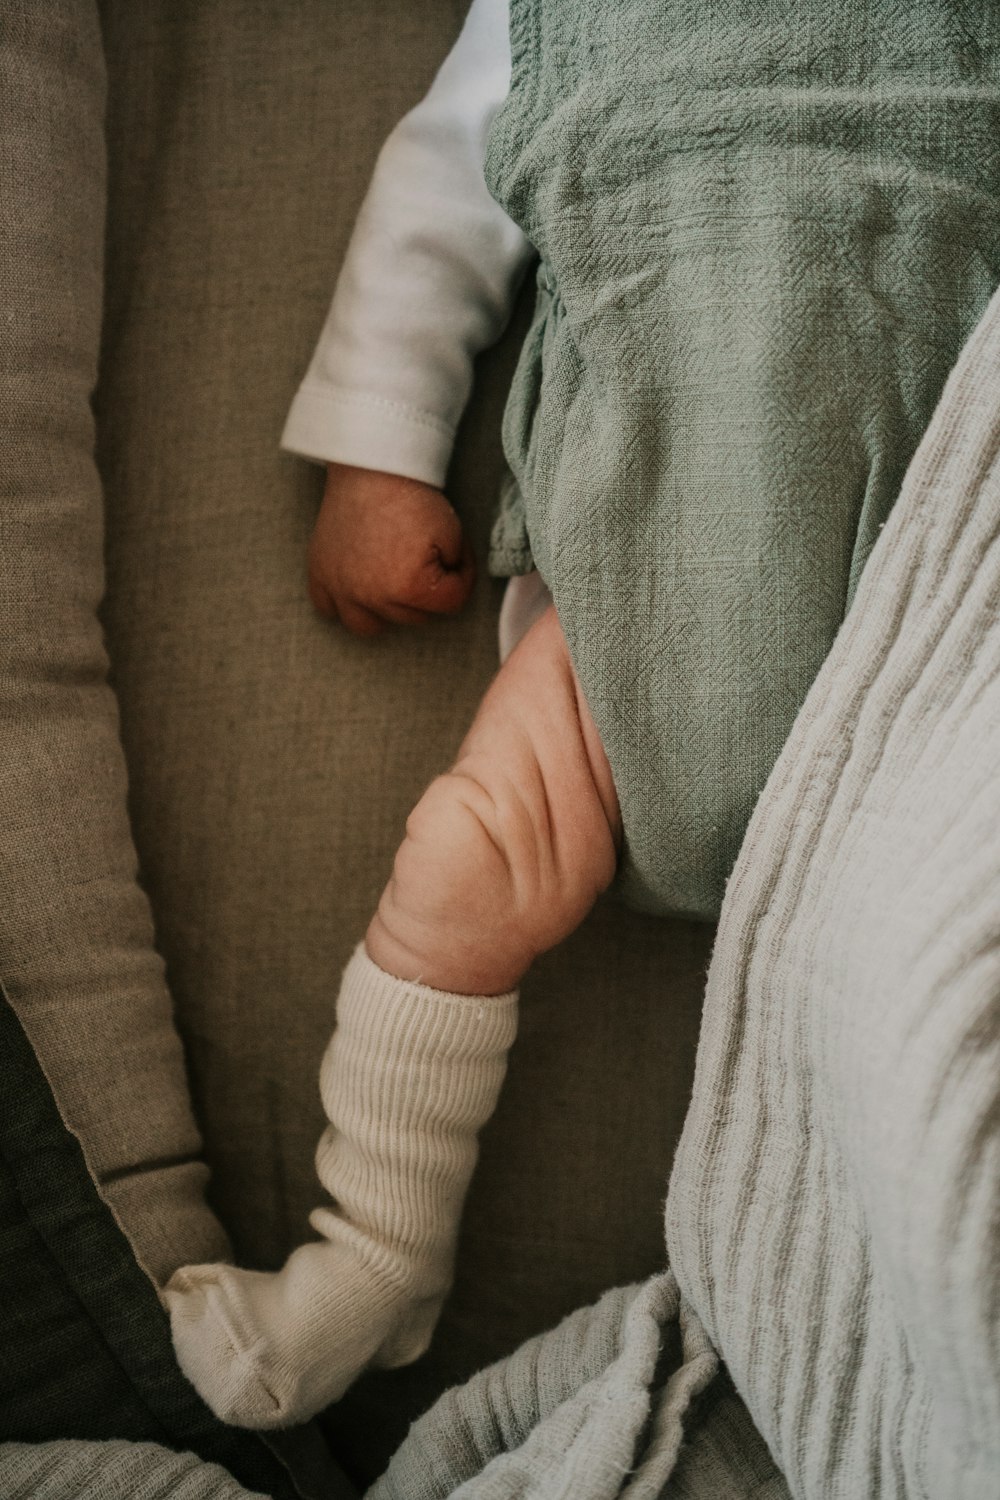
[0,1,231,1284]
[0,1442,269,1500]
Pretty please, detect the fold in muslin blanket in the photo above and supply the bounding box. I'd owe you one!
[368,286,1000,1500]
[371,1274,760,1500]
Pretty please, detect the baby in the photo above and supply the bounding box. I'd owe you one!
[165,0,1000,1429]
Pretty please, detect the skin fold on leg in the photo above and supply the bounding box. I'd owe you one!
[367,603,622,996]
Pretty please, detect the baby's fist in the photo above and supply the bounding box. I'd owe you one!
[309,463,475,636]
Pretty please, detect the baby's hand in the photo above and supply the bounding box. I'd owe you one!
[308,463,476,636]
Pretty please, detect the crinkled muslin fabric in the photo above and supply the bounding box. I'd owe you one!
[370,1277,727,1500]
[363,278,1000,1500]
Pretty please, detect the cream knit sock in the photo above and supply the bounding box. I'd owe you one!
[165,946,517,1428]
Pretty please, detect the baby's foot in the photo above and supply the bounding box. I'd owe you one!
[164,1238,415,1429]
[165,956,519,1429]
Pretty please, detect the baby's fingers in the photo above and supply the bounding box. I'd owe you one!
[336,597,387,637]
[401,537,476,617]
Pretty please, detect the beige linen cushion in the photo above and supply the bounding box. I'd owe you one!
[95,0,711,1473]
[0,2,230,1285]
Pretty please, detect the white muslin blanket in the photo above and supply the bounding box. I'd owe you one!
[667,280,1000,1498]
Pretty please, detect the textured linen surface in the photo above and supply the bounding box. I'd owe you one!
[0,1,232,1287]
[485,0,1000,918]
[95,3,711,1477]
[666,282,1000,1495]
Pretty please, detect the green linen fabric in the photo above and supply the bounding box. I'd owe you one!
[666,283,1000,1495]
[485,0,1000,919]
[0,1,230,1286]
[93,4,713,1477]
[0,983,312,1500]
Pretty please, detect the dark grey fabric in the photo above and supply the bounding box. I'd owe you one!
[0,983,326,1499]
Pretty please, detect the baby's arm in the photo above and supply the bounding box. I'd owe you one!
[284,0,533,634]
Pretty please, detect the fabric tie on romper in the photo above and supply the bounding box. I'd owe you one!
[485,0,1000,920]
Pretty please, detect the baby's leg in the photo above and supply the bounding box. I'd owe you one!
[166,605,620,1429]
[368,602,621,995]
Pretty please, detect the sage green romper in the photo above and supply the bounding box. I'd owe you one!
[485,0,1000,919]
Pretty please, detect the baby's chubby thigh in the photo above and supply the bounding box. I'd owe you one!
[367,604,622,996]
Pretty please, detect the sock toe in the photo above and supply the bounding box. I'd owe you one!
[166,1266,285,1427]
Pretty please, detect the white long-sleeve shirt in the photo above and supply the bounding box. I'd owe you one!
[281,0,529,488]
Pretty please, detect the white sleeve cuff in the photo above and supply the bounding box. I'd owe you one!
[281,383,456,490]
[282,0,526,492]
